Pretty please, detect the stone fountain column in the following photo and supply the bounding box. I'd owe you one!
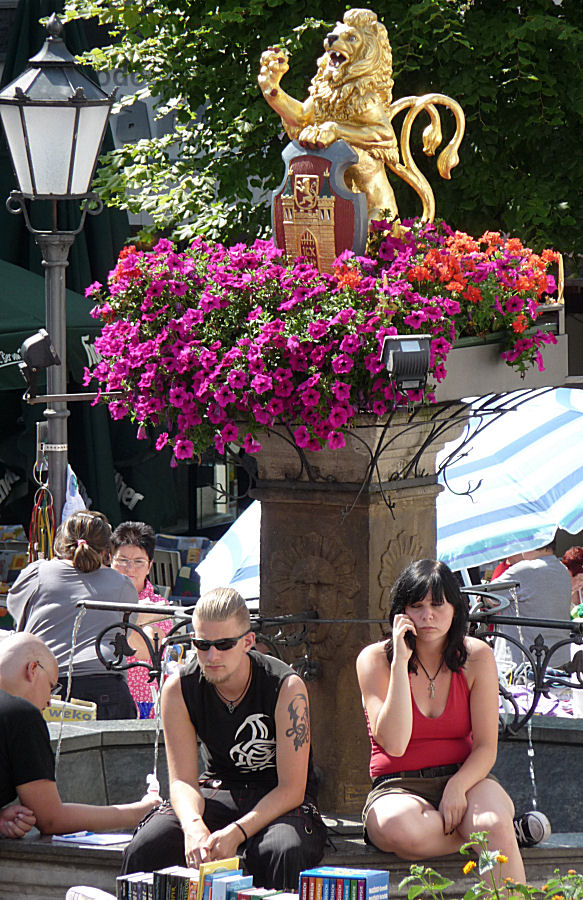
[251,407,467,814]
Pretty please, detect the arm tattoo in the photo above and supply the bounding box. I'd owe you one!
[285,693,310,751]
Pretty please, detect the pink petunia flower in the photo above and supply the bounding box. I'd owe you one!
[331,355,354,374]
[242,433,262,453]
[221,423,239,442]
[174,438,194,460]
[328,431,346,450]
[293,426,311,449]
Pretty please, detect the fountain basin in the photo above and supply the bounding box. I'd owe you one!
[48,719,170,804]
[492,715,583,830]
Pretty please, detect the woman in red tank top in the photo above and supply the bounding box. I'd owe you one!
[356,559,525,884]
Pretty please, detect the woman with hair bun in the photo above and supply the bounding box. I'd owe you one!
[7,511,139,719]
[356,559,546,884]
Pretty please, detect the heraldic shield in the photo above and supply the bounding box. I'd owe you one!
[271,140,368,274]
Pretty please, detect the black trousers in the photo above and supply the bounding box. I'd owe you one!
[121,786,327,890]
[57,673,137,720]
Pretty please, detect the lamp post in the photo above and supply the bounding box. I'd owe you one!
[0,13,115,525]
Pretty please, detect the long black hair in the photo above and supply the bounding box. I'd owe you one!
[385,559,468,673]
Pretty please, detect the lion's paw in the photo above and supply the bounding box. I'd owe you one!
[299,122,339,149]
[258,48,289,95]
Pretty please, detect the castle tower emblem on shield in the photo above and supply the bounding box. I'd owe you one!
[272,140,368,274]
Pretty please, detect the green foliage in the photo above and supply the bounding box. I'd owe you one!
[401,831,583,900]
[63,0,583,255]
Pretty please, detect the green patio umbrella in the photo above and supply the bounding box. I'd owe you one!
[0,258,101,392]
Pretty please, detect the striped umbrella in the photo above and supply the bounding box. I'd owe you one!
[196,500,260,606]
[436,388,583,571]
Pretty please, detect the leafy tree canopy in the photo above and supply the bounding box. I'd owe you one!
[63,0,583,257]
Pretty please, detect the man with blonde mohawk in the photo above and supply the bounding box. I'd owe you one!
[121,587,326,889]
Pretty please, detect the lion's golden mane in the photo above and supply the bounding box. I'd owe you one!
[308,9,394,123]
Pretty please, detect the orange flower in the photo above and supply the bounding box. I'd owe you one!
[334,265,362,289]
[448,231,479,254]
[480,230,503,247]
[512,314,529,333]
[507,237,525,253]
[463,285,483,304]
[567,870,577,875]
[496,854,508,864]
[407,265,431,282]
[515,275,534,292]
[462,861,477,875]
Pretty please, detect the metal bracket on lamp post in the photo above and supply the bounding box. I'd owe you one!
[7,191,105,523]
[6,190,104,236]
[25,391,124,405]
[0,13,116,529]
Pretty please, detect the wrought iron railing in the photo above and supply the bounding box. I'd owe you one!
[463,583,583,735]
[79,586,583,737]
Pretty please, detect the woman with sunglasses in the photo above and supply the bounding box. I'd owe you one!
[7,510,138,719]
[111,522,172,718]
[356,559,540,885]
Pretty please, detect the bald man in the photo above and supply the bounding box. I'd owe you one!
[0,633,159,838]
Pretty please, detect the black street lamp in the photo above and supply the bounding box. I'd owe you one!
[0,13,115,525]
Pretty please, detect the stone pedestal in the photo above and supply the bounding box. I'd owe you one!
[251,410,466,814]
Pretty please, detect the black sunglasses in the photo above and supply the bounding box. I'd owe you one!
[191,629,252,652]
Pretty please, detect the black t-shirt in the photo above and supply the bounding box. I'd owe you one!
[0,689,55,807]
[180,649,318,798]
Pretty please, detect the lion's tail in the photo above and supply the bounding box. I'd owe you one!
[387,93,466,220]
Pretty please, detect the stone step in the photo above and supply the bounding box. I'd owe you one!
[321,826,583,896]
[1,831,582,900]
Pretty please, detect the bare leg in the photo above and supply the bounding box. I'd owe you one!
[365,793,463,859]
[459,780,525,885]
[365,780,525,887]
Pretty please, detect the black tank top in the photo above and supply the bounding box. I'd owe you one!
[180,649,318,798]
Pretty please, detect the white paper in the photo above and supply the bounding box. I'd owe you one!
[52,832,131,845]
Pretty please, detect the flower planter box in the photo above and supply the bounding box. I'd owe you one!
[253,410,459,485]
[433,307,568,403]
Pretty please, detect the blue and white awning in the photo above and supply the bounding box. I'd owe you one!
[196,500,260,603]
[197,388,583,592]
[436,388,583,571]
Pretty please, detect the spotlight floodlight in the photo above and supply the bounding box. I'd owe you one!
[381,334,431,392]
[19,329,60,399]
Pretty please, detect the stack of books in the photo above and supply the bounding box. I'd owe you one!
[117,858,390,900]
[298,867,389,900]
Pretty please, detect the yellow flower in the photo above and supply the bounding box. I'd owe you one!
[496,855,508,864]
[504,878,515,884]
[463,861,477,875]
[551,895,565,900]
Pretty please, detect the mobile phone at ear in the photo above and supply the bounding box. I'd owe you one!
[404,630,417,652]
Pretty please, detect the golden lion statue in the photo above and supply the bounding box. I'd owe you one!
[258,7,465,222]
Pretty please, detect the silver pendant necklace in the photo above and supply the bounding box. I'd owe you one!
[415,656,444,698]
[214,668,252,713]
